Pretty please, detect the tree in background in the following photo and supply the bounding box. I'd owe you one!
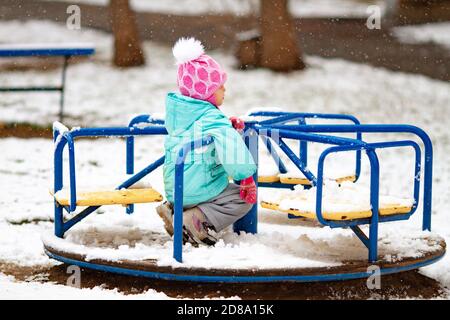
[397,0,450,24]
[236,0,305,72]
[259,0,304,71]
[109,0,145,67]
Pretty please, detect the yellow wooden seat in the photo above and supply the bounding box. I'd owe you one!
[53,188,163,207]
[258,175,356,185]
[261,201,412,221]
[279,175,356,186]
[258,175,280,183]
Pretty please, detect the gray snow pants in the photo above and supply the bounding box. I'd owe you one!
[187,183,253,232]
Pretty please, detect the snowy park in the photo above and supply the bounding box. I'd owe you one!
[0,0,449,301]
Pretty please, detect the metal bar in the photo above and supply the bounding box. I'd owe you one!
[46,248,444,283]
[350,226,370,249]
[129,114,151,127]
[317,145,381,258]
[46,248,444,282]
[117,156,165,189]
[233,128,258,234]
[125,115,167,215]
[259,127,365,147]
[126,205,134,215]
[68,126,167,138]
[278,138,317,186]
[53,131,66,238]
[173,136,215,263]
[254,112,361,126]
[173,158,184,263]
[298,118,308,167]
[253,113,362,182]
[62,205,72,214]
[0,47,95,57]
[258,182,295,189]
[126,114,167,174]
[128,114,165,127]
[316,144,367,227]
[326,213,412,228]
[125,127,135,215]
[63,205,100,232]
[268,124,433,231]
[315,140,419,230]
[0,87,63,92]
[64,134,77,213]
[355,133,362,182]
[126,115,148,214]
[126,136,134,175]
[367,140,422,214]
[366,149,380,262]
[257,128,367,189]
[55,127,167,233]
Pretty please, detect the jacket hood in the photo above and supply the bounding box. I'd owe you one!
[165,92,217,135]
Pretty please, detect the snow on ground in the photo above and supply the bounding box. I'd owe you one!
[393,22,450,49]
[0,20,449,297]
[45,0,385,18]
[0,273,170,299]
[41,221,443,269]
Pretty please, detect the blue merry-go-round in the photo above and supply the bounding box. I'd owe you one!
[43,111,446,283]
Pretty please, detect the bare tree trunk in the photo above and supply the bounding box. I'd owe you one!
[110,0,145,67]
[397,0,450,24]
[259,0,305,72]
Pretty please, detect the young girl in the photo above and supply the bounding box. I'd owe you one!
[156,37,257,246]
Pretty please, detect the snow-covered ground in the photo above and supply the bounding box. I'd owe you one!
[46,0,385,18]
[0,273,171,299]
[393,22,450,49]
[0,20,449,298]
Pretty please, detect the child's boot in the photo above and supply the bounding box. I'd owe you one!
[156,201,174,236]
[183,207,217,246]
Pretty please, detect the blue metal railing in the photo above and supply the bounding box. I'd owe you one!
[257,128,422,262]
[52,112,433,265]
[248,111,363,181]
[126,114,166,175]
[263,123,433,231]
[173,136,215,262]
[125,115,166,214]
[53,125,167,237]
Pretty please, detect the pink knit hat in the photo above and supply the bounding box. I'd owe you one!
[173,38,227,106]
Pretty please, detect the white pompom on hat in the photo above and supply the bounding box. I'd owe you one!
[172,37,205,65]
[172,37,227,106]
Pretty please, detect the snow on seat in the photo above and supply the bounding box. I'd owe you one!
[260,182,414,221]
[53,188,163,206]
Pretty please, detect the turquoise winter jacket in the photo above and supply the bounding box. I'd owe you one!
[163,93,257,206]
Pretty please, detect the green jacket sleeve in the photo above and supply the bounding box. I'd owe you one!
[200,109,257,181]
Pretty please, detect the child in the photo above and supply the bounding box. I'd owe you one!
[156,37,257,246]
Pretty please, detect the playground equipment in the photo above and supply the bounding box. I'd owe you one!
[43,111,446,283]
[0,43,95,121]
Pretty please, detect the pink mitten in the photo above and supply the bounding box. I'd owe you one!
[239,176,257,204]
[229,116,245,132]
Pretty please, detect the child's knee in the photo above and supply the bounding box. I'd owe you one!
[239,201,253,216]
